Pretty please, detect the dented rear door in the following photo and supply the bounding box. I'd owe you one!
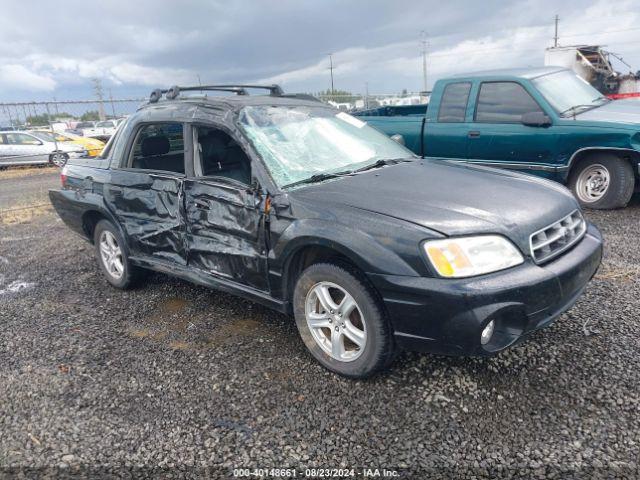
[183,179,268,291]
[105,169,186,265]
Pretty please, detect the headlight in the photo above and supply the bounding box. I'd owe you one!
[423,235,524,278]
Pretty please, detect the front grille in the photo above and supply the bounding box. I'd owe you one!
[530,210,586,264]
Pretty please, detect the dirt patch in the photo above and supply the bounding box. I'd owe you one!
[205,319,264,347]
[0,166,57,179]
[129,296,268,351]
[0,204,53,225]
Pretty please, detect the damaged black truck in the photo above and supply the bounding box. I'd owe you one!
[49,84,603,378]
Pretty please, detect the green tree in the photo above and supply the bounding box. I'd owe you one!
[25,113,52,126]
[317,89,358,103]
[25,111,76,126]
[80,110,100,121]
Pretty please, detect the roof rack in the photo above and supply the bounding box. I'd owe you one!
[148,84,284,103]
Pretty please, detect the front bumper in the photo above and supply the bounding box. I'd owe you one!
[369,223,603,356]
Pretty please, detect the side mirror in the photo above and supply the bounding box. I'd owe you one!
[521,111,551,127]
[390,134,405,145]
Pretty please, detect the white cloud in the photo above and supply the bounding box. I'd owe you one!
[19,54,195,88]
[109,62,196,86]
[1,0,640,99]
[0,64,56,91]
[259,0,640,93]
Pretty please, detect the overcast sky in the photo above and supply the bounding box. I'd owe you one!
[1,0,640,102]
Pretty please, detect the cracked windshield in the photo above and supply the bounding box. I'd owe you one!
[239,105,413,187]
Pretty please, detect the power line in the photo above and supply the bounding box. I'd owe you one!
[560,26,640,38]
[425,38,640,60]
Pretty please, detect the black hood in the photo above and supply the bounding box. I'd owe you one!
[289,160,579,254]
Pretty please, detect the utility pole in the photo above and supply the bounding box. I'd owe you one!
[92,78,106,121]
[108,89,116,118]
[365,82,369,109]
[328,53,335,96]
[421,31,429,92]
[554,15,559,47]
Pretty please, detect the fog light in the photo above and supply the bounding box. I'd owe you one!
[480,320,495,345]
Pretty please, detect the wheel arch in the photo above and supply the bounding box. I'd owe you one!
[567,147,640,179]
[81,207,123,244]
[282,241,394,321]
[281,241,367,306]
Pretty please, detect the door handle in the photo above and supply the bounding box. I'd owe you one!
[468,130,481,138]
[194,199,210,210]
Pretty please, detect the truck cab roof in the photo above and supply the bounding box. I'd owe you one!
[447,66,567,81]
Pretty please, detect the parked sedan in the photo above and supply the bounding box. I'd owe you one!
[32,130,104,157]
[0,131,87,167]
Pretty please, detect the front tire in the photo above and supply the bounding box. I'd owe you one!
[293,263,395,378]
[569,154,634,209]
[93,220,143,289]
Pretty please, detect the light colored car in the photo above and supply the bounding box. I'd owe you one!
[80,120,117,140]
[32,130,105,157]
[0,131,87,167]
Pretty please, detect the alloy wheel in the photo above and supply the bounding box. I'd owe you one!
[99,231,124,279]
[305,281,367,362]
[51,153,67,167]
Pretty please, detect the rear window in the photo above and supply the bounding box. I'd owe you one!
[437,82,471,123]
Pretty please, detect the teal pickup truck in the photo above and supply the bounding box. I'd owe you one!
[355,67,640,209]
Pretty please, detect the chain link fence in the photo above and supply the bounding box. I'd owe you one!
[0,98,144,129]
[0,98,144,167]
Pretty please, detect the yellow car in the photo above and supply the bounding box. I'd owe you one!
[34,130,105,157]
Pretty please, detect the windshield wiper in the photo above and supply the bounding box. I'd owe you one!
[282,170,353,189]
[560,97,609,118]
[352,157,414,173]
[282,158,414,189]
[559,104,594,117]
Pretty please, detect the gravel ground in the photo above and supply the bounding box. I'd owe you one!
[0,197,639,478]
[0,167,58,210]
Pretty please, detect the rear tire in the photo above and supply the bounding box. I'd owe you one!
[293,263,395,378]
[569,153,634,209]
[49,152,68,167]
[93,220,143,289]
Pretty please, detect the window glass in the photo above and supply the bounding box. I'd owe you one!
[129,123,185,174]
[6,133,42,145]
[106,116,133,162]
[195,127,251,185]
[0,135,5,145]
[30,131,57,142]
[475,82,543,123]
[438,82,471,122]
[76,122,95,129]
[532,70,609,115]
